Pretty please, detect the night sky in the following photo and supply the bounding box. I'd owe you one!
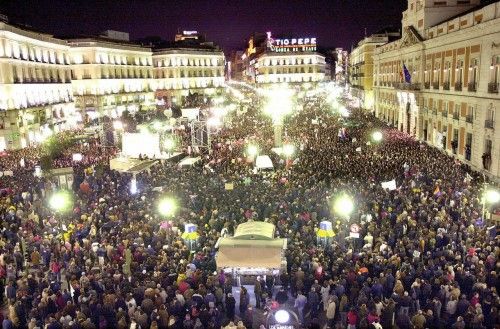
[0,0,406,52]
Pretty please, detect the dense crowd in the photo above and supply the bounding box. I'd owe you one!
[0,89,498,329]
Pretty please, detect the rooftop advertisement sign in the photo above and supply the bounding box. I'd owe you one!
[266,32,317,53]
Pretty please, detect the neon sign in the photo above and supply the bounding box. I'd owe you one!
[266,31,317,53]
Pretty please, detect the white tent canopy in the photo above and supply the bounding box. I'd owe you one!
[216,222,286,273]
[255,155,274,170]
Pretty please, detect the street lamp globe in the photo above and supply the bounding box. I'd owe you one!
[49,191,72,212]
[274,310,290,324]
[158,198,177,217]
[247,144,259,158]
[334,194,354,218]
[485,189,500,204]
[372,131,383,142]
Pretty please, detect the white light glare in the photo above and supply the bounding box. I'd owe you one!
[275,310,290,324]
[334,195,354,217]
[130,178,137,195]
[485,189,500,204]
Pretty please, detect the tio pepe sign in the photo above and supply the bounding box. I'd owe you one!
[266,31,317,53]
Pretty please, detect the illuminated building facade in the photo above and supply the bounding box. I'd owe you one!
[0,22,225,150]
[349,30,399,111]
[0,20,77,150]
[373,0,500,177]
[246,32,327,85]
[152,48,225,99]
[68,34,155,122]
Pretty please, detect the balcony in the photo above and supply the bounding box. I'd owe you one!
[394,82,421,90]
[432,108,437,115]
[443,82,450,90]
[424,82,430,89]
[488,82,499,93]
[467,82,477,92]
[453,113,460,121]
[442,111,448,118]
[433,82,439,89]
[485,120,494,129]
[455,82,462,91]
[465,115,473,123]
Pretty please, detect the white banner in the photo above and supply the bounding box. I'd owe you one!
[381,179,397,190]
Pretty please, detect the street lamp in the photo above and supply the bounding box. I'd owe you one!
[263,86,294,147]
[282,144,295,157]
[49,190,72,212]
[482,188,500,221]
[158,197,177,217]
[372,131,383,143]
[333,194,354,218]
[247,144,259,159]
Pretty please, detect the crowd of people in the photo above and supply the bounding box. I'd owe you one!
[0,88,498,329]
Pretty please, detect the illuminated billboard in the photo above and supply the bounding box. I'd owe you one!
[266,31,317,53]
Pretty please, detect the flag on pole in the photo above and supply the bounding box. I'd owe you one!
[403,64,412,83]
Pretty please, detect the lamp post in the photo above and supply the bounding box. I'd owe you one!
[247,144,259,162]
[263,86,295,147]
[282,143,295,168]
[482,188,500,222]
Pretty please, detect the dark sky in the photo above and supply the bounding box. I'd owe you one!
[0,0,406,52]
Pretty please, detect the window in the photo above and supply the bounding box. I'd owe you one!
[469,58,478,84]
[465,133,472,160]
[444,61,451,83]
[456,60,463,83]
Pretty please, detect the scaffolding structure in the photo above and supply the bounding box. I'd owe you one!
[190,120,210,151]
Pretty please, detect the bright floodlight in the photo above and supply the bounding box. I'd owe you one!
[263,86,294,122]
[164,138,175,151]
[485,189,500,204]
[333,194,354,217]
[113,121,123,130]
[158,198,176,217]
[372,131,383,142]
[282,144,295,157]
[247,144,259,157]
[49,191,71,212]
[130,178,137,195]
[275,310,290,324]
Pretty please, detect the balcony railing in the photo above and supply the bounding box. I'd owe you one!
[433,82,439,89]
[442,111,448,117]
[466,115,473,123]
[432,109,437,115]
[485,120,494,129]
[453,113,460,120]
[488,82,499,93]
[467,82,477,92]
[394,82,421,90]
[424,82,430,89]
[455,82,462,91]
[443,82,450,90]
